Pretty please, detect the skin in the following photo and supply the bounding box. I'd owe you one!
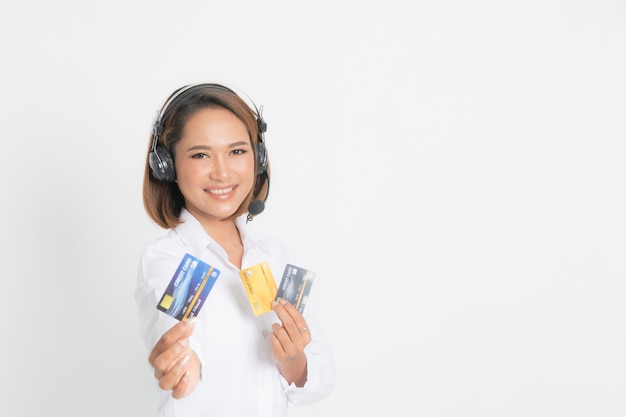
[148,107,311,399]
[174,107,256,258]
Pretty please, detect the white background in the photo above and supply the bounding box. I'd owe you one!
[1,1,625,416]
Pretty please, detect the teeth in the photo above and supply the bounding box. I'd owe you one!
[207,187,234,195]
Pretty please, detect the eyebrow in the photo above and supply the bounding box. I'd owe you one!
[185,140,251,152]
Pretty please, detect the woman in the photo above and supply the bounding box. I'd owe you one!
[135,83,336,416]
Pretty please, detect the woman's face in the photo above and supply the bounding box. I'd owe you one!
[174,107,255,226]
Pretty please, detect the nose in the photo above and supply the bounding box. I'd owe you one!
[209,155,229,180]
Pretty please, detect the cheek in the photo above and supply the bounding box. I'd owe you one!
[236,155,257,179]
[174,160,204,185]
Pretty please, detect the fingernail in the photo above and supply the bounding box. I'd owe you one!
[178,338,189,347]
[279,299,287,305]
[185,317,198,326]
[271,300,278,307]
[179,355,190,368]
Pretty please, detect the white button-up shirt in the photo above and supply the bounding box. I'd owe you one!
[135,209,336,417]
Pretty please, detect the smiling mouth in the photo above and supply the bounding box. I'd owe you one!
[206,186,236,195]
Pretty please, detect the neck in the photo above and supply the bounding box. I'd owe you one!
[201,218,244,269]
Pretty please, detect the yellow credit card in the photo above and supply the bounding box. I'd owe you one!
[239,262,277,316]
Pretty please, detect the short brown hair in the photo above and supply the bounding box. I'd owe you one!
[142,84,270,229]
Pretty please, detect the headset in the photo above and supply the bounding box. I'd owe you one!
[148,83,269,183]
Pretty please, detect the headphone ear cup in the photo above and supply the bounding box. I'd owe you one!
[256,142,268,175]
[149,146,176,182]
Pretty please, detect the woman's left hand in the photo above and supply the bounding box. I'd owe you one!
[270,299,311,386]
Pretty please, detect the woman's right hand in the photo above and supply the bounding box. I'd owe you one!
[148,318,201,399]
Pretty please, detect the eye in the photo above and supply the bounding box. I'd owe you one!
[231,149,247,156]
[191,152,209,159]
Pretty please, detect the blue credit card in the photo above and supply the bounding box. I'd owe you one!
[156,253,220,320]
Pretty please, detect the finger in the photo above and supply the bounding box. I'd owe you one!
[149,318,197,366]
[152,337,190,379]
[270,322,311,364]
[271,322,290,344]
[271,322,304,357]
[269,331,287,361]
[272,300,307,335]
[171,352,201,399]
[273,317,311,354]
[158,354,191,392]
[171,370,191,399]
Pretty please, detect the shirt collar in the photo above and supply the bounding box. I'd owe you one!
[175,208,272,255]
